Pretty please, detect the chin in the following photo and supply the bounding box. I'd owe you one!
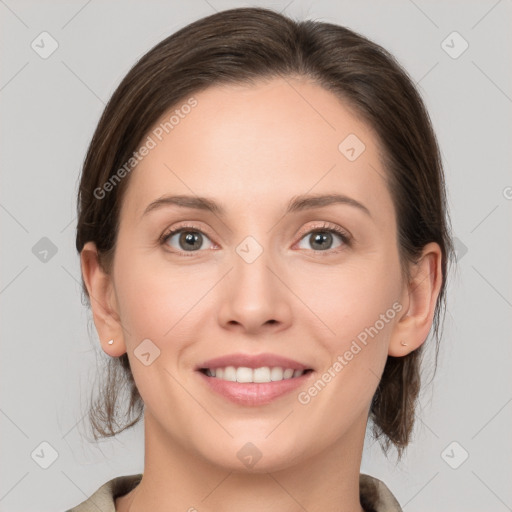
[198,439,307,474]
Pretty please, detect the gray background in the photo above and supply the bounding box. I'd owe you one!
[1,0,511,511]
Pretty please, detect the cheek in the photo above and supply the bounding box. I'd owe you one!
[112,256,209,409]
[294,262,402,422]
[114,252,216,346]
[290,254,403,360]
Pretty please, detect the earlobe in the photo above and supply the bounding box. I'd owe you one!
[80,242,127,357]
[388,242,443,357]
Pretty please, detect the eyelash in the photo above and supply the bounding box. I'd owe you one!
[158,222,352,256]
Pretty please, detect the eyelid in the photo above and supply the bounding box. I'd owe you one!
[295,221,352,243]
[159,222,216,252]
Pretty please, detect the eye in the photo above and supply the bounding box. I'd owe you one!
[160,225,214,253]
[159,222,351,255]
[296,223,351,252]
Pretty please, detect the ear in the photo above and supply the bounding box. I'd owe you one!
[80,241,127,357]
[388,242,443,356]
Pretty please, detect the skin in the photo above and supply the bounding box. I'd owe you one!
[81,76,443,512]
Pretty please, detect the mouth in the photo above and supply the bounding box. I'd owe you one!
[198,366,313,383]
[195,352,314,382]
[194,353,315,406]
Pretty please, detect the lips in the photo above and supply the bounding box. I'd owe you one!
[195,352,314,406]
[196,368,314,406]
[195,352,313,371]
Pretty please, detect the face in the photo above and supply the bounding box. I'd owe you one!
[107,77,407,471]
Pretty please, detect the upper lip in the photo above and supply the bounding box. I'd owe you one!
[196,353,313,371]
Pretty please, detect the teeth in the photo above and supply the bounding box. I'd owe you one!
[225,366,237,381]
[204,366,306,383]
[253,367,271,383]
[284,368,294,379]
[237,367,253,383]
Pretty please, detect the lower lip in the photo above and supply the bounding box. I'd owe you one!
[196,370,314,406]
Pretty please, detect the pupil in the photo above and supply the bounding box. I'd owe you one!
[311,232,331,250]
[180,231,201,251]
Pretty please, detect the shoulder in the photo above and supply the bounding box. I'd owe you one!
[359,473,403,512]
[64,472,400,512]
[65,474,142,512]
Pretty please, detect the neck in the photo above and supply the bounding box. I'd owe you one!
[118,411,367,512]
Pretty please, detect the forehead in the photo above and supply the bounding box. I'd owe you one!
[121,77,391,220]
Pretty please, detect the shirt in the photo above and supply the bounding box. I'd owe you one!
[65,472,402,512]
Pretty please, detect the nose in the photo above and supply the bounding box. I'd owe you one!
[216,247,293,335]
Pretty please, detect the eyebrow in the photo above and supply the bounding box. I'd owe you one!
[141,193,371,219]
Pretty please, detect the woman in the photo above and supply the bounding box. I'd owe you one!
[69,7,452,512]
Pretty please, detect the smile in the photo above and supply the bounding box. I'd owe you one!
[199,366,311,383]
[196,367,314,406]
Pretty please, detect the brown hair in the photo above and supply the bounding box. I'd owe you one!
[76,7,453,456]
